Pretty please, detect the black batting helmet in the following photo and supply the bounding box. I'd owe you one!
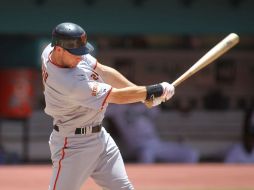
[51,22,94,55]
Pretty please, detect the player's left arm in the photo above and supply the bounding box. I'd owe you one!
[95,62,136,88]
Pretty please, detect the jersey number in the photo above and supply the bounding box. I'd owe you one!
[42,64,48,89]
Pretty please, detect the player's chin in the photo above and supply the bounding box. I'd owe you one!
[67,62,79,68]
[69,64,76,68]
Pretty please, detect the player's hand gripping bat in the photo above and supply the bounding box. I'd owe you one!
[145,33,240,108]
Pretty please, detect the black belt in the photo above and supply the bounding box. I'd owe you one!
[54,124,102,135]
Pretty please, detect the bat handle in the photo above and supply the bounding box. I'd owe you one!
[171,74,187,87]
[172,81,178,87]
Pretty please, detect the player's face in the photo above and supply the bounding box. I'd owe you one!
[61,49,83,68]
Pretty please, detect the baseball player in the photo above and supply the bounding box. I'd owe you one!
[41,22,175,190]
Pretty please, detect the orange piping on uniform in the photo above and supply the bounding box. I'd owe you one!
[53,137,68,190]
[101,87,112,110]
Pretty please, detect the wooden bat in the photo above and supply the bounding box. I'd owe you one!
[146,33,240,108]
[172,33,239,87]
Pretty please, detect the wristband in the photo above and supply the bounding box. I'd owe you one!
[146,84,163,100]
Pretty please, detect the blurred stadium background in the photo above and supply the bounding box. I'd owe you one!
[0,0,254,186]
[1,0,254,189]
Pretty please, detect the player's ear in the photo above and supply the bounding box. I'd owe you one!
[54,46,63,53]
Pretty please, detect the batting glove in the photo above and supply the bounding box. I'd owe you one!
[144,97,162,107]
[151,97,163,107]
[160,82,175,101]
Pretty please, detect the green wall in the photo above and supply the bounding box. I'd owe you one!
[0,0,253,35]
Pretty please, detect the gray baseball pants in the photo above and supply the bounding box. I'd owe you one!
[48,127,134,190]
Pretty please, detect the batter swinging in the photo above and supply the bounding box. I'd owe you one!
[41,22,175,190]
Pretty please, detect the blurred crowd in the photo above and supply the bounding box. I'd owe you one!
[105,104,254,164]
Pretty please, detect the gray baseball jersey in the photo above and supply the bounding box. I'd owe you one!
[41,44,134,190]
[42,44,111,136]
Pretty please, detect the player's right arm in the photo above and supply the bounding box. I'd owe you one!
[95,62,152,104]
[94,62,175,105]
[95,62,136,88]
[107,86,146,104]
[94,62,154,104]
[107,82,175,105]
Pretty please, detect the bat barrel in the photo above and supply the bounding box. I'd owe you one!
[172,33,239,87]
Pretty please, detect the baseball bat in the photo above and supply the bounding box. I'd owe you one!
[146,33,240,108]
[172,33,239,87]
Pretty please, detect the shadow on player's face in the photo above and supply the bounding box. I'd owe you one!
[61,49,83,68]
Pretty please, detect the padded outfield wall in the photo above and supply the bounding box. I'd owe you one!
[0,0,253,35]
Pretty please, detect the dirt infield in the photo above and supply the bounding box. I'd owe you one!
[0,164,253,190]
